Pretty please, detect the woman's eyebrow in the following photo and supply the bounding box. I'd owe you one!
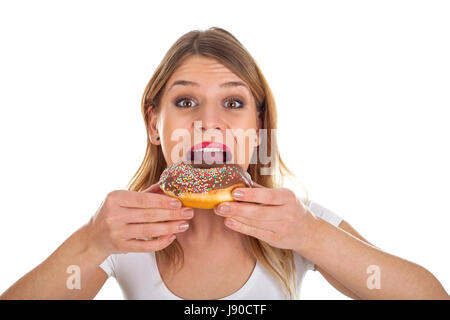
[168,80,249,92]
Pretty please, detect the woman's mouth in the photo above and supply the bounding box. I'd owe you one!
[186,141,232,164]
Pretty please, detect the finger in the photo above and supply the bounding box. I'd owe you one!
[124,207,194,223]
[223,217,275,241]
[231,187,291,205]
[214,202,281,222]
[221,213,277,232]
[108,190,182,209]
[123,234,177,253]
[123,220,190,239]
[231,214,277,232]
[249,181,264,188]
[143,183,164,194]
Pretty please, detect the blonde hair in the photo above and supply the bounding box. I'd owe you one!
[127,27,309,299]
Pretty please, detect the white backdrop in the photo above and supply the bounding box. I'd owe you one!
[0,0,448,300]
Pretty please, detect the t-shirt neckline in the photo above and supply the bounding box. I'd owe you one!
[150,251,261,300]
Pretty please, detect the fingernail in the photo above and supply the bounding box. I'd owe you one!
[181,208,193,218]
[232,190,244,198]
[178,222,189,231]
[170,199,181,208]
[217,203,230,214]
[169,235,176,242]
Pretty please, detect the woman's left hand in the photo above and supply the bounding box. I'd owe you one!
[213,183,314,253]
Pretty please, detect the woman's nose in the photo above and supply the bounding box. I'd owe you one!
[195,106,224,131]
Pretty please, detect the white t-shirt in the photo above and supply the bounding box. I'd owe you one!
[99,199,343,299]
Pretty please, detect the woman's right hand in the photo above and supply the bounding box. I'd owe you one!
[85,183,193,257]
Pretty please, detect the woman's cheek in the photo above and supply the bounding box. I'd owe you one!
[231,128,258,167]
[163,131,193,165]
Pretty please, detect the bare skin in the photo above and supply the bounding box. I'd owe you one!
[146,55,262,299]
[1,55,448,300]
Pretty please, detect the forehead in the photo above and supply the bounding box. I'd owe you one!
[168,55,242,84]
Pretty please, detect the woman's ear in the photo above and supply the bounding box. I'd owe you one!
[147,105,161,145]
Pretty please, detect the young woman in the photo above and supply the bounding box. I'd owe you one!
[1,27,448,300]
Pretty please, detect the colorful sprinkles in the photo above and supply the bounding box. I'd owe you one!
[159,163,246,195]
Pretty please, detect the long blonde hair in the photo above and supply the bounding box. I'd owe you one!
[127,27,308,299]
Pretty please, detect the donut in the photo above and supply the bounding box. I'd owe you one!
[158,162,252,209]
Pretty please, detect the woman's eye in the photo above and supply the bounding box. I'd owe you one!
[174,97,197,108]
[224,98,244,109]
[174,97,244,109]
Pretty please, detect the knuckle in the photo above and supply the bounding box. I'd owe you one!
[143,211,157,223]
[112,240,124,252]
[106,190,121,204]
[109,228,121,240]
[160,196,171,208]
[287,190,297,202]
[174,209,183,219]
[106,228,116,243]
[284,210,295,222]
[145,193,158,207]
[134,210,146,222]
[280,188,293,201]
[104,214,117,228]
[135,193,147,207]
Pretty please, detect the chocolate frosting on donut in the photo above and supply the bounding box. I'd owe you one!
[159,162,252,196]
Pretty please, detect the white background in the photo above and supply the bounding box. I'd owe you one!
[0,0,449,300]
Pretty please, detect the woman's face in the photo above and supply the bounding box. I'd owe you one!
[149,55,261,170]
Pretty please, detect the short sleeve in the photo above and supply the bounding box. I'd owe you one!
[302,199,344,271]
[306,199,343,227]
[99,254,117,278]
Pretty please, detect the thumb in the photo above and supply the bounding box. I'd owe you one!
[249,181,265,188]
[142,182,164,194]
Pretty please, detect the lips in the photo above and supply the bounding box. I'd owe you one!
[186,141,232,164]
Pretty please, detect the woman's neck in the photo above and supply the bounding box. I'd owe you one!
[175,207,247,252]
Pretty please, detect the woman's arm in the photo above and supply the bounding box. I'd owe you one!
[213,185,449,299]
[313,220,377,299]
[1,186,192,300]
[298,214,450,300]
[0,224,108,300]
